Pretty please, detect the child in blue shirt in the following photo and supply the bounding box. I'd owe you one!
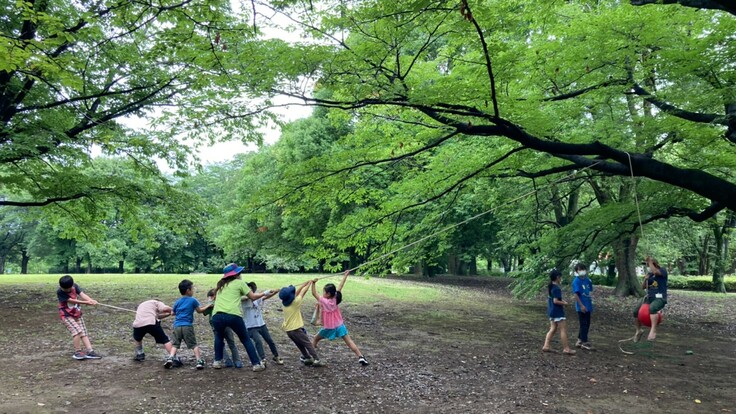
[542,269,576,355]
[166,279,211,369]
[572,262,594,350]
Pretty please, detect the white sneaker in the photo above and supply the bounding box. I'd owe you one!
[212,360,223,369]
[252,363,266,372]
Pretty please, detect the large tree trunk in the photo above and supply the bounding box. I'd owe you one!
[21,249,29,274]
[75,257,82,273]
[613,236,644,296]
[711,212,734,293]
[0,254,5,273]
[118,260,124,273]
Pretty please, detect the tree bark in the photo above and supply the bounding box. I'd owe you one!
[118,260,124,273]
[613,236,644,296]
[21,249,29,274]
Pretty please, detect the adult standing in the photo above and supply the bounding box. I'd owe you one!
[211,263,272,371]
[634,256,668,342]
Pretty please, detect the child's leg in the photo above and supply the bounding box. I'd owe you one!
[341,334,363,358]
[248,327,267,360]
[259,326,280,357]
[312,333,324,349]
[81,335,94,352]
[579,311,591,343]
[287,329,315,359]
[543,321,556,350]
[224,327,241,363]
[559,320,571,352]
[72,333,83,352]
[193,346,201,360]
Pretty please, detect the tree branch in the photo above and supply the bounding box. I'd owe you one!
[630,0,736,15]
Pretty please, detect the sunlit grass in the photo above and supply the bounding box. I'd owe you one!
[0,273,442,306]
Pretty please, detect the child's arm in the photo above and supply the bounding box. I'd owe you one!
[262,288,280,300]
[311,278,321,300]
[573,293,586,312]
[337,270,350,292]
[195,303,213,314]
[553,297,568,306]
[157,305,173,319]
[73,291,98,306]
[297,280,312,299]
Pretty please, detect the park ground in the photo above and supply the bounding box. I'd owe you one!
[0,274,734,414]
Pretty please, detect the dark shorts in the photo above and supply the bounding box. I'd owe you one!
[133,322,170,344]
[172,326,198,348]
[633,297,667,317]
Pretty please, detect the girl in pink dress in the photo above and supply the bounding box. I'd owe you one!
[311,271,369,366]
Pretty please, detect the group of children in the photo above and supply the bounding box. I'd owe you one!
[56,264,369,371]
[543,256,668,354]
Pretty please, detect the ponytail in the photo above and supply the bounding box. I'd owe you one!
[324,283,342,305]
[216,275,237,294]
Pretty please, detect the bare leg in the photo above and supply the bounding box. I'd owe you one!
[163,342,173,353]
[72,334,82,351]
[648,314,659,341]
[543,321,556,350]
[341,334,362,358]
[312,334,324,350]
[81,335,93,351]
[168,346,179,357]
[194,346,201,360]
[559,320,572,352]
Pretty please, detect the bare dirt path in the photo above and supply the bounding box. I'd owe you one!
[1,277,734,414]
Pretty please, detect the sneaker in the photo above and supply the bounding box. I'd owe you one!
[134,353,145,362]
[212,360,223,369]
[234,360,243,369]
[358,356,369,366]
[260,359,267,367]
[575,340,583,348]
[581,342,595,351]
[164,357,174,369]
[72,351,87,360]
[633,329,644,343]
[273,356,284,365]
[301,356,314,366]
[224,359,234,368]
[85,350,102,359]
[311,359,327,367]
[196,359,205,370]
[252,363,266,372]
[172,358,183,368]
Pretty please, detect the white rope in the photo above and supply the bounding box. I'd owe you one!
[313,160,603,280]
[97,302,137,313]
[625,151,645,241]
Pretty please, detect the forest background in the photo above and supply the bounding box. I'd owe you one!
[2,0,735,296]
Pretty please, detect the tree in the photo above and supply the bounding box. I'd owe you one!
[0,0,271,217]
[217,0,734,294]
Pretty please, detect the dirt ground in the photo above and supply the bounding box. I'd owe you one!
[1,277,734,414]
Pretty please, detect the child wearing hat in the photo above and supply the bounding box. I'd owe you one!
[279,281,325,367]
